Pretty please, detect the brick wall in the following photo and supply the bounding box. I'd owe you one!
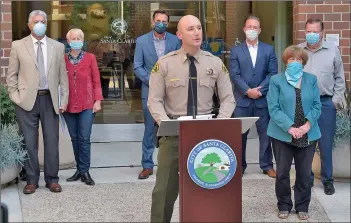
[293,0,351,83]
[0,0,12,84]
[225,2,237,47]
[131,2,151,38]
[225,1,251,47]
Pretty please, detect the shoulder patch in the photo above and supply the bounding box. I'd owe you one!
[222,63,229,74]
[151,62,160,74]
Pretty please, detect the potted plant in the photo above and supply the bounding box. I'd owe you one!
[0,83,16,124]
[312,83,351,180]
[0,84,27,187]
[0,124,27,186]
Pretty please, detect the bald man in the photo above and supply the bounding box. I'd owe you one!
[148,15,235,222]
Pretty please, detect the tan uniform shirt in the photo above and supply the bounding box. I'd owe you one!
[147,47,235,124]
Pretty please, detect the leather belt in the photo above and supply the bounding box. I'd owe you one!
[37,90,50,95]
[320,95,332,99]
[168,115,180,120]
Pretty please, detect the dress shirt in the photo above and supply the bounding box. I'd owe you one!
[298,41,345,104]
[31,35,48,90]
[247,41,258,67]
[153,32,166,59]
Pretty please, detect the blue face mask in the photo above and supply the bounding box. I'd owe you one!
[285,61,303,88]
[33,22,47,37]
[154,22,167,34]
[306,32,321,45]
[69,41,83,50]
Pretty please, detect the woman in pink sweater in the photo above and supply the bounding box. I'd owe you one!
[63,28,103,186]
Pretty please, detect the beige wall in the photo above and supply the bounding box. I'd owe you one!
[252,1,277,46]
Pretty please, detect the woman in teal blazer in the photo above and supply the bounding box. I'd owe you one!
[267,46,322,220]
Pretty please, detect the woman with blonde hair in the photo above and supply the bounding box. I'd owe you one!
[267,45,322,220]
[63,28,103,185]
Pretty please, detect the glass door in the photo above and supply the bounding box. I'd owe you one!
[11,1,292,142]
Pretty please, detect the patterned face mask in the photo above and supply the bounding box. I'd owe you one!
[154,22,167,34]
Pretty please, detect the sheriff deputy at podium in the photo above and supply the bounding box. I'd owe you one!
[147,15,235,222]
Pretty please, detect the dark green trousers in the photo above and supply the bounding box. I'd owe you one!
[151,136,179,222]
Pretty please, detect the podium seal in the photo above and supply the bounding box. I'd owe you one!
[187,139,237,189]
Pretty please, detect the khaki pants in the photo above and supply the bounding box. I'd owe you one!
[151,136,179,222]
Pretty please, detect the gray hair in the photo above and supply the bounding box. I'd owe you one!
[28,10,48,25]
[66,28,85,41]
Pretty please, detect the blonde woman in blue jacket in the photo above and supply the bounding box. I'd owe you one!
[267,45,322,220]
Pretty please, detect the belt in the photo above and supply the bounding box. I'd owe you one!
[168,115,180,120]
[320,95,332,99]
[37,90,50,95]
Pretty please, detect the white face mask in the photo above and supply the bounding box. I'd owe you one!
[245,29,259,41]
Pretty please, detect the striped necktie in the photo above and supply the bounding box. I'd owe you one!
[36,41,46,88]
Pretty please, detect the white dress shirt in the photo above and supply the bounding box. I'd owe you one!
[247,41,258,68]
[31,35,48,89]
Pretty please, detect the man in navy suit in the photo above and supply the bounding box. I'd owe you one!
[229,15,278,177]
[134,10,181,179]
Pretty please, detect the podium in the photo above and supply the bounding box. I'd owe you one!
[158,117,258,222]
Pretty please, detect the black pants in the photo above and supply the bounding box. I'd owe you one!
[15,94,59,185]
[271,138,316,213]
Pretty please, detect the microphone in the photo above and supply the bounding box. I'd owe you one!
[186,53,196,120]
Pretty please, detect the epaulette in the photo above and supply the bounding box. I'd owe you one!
[202,50,214,57]
[158,50,179,61]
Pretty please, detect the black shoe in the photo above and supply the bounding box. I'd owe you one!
[323,182,335,195]
[81,172,95,186]
[66,170,81,182]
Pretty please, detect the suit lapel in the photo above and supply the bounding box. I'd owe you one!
[46,38,54,72]
[164,32,171,53]
[255,41,263,70]
[148,31,158,60]
[24,35,37,67]
[241,43,254,70]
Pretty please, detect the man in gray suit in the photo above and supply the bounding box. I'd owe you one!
[6,10,69,194]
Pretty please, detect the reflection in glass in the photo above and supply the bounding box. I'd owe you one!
[11,1,292,125]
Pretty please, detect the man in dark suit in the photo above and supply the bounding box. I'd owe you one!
[134,10,181,179]
[229,15,278,177]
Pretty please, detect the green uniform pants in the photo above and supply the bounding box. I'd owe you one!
[151,136,179,222]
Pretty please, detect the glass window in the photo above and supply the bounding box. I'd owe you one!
[12,1,292,125]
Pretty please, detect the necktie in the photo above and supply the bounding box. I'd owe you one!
[187,56,197,116]
[36,41,46,88]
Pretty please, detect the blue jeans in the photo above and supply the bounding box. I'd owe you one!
[63,109,95,173]
[312,97,336,183]
[141,98,155,169]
